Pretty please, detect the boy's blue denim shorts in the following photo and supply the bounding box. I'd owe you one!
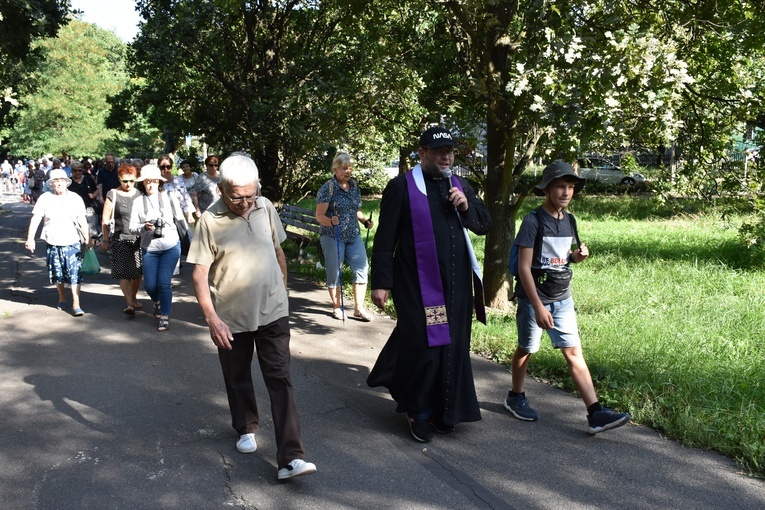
[516,297,581,353]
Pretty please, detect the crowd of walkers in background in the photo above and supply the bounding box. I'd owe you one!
[15,151,218,332]
[5,152,216,230]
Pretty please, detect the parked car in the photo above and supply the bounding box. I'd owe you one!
[577,157,645,185]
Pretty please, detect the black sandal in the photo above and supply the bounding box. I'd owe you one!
[153,302,161,318]
[158,317,169,332]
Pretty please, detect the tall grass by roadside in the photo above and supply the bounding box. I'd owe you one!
[473,196,765,477]
[285,195,765,477]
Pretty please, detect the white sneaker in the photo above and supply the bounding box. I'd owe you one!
[353,308,373,322]
[236,433,257,453]
[277,459,317,480]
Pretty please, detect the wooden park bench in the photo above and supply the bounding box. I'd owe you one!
[279,203,323,261]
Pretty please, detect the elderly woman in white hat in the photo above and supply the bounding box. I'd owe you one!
[129,164,183,331]
[24,169,92,316]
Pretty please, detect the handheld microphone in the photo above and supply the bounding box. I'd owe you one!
[441,169,453,204]
[441,168,461,217]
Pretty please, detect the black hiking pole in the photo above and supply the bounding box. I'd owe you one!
[333,204,345,323]
[365,211,374,249]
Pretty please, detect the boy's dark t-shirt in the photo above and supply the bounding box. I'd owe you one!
[513,208,576,304]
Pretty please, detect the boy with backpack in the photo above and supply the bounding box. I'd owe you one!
[504,160,631,434]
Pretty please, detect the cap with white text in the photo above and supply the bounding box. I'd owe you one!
[419,126,456,148]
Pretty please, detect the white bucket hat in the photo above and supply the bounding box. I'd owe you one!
[48,169,71,186]
[136,164,166,182]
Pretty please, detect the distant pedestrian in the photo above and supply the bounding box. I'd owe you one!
[96,152,120,206]
[502,160,631,434]
[188,155,317,481]
[191,155,220,216]
[314,152,374,321]
[24,169,91,316]
[158,154,196,225]
[1,159,11,192]
[29,162,46,204]
[68,160,99,237]
[179,159,198,192]
[13,160,24,194]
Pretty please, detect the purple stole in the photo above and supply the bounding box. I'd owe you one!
[406,167,486,348]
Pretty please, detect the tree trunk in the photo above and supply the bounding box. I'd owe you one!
[254,145,282,203]
[482,115,514,311]
[398,147,409,175]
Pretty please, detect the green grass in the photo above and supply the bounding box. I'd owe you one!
[285,194,765,477]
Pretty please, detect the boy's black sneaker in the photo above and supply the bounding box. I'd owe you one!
[503,391,539,421]
[406,414,434,442]
[587,407,631,435]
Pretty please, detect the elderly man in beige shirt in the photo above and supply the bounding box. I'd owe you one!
[187,155,316,481]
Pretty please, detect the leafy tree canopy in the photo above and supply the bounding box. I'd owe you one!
[0,0,71,135]
[127,0,442,200]
[440,0,765,308]
[7,20,130,158]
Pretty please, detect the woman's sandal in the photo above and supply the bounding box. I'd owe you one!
[153,302,161,318]
[132,302,143,310]
[123,305,136,316]
[157,317,169,332]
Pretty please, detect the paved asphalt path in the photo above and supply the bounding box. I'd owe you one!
[1,192,763,509]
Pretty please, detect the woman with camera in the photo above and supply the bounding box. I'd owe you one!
[129,164,183,332]
[101,163,144,315]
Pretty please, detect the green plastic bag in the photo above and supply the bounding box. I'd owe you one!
[81,246,100,277]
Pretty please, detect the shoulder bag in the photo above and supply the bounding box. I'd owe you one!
[169,194,191,255]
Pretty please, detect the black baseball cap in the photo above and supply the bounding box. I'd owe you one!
[419,126,456,148]
[534,160,586,196]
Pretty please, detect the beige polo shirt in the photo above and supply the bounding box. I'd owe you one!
[187,197,288,333]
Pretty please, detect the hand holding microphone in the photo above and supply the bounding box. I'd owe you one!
[441,169,468,213]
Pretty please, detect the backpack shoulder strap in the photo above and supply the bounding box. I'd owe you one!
[531,207,544,258]
[169,193,181,221]
[567,211,580,247]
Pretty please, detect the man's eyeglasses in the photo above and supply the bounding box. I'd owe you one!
[72,169,83,172]
[120,179,136,184]
[222,189,257,204]
[159,165,172,170]
[425,147,456,156]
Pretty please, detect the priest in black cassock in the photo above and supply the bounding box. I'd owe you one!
[367,125,492,443]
